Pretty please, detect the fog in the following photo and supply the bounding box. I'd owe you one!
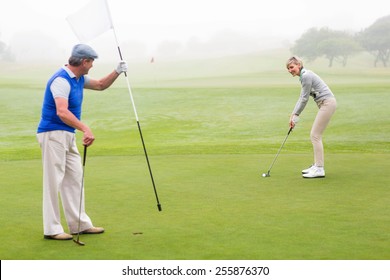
[1,0,389,62]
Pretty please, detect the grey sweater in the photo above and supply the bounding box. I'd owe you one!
[292,68,335,115]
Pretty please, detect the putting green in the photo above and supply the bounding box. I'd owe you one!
[0,51,389,259]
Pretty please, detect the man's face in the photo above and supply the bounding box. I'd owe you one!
[82,59,94,75]
[287,63,301,77]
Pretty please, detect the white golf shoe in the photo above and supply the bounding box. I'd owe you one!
[302,166,325,178]
[302,165,315,174]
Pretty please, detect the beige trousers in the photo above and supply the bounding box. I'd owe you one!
[311,97,337,167]
[37,131,93,235]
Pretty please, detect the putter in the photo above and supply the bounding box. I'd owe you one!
[262,127,293,177]
[74,145,87,246]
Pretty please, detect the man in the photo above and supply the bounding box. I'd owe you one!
[37,44,127,240]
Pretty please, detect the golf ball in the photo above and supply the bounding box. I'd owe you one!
[262,173,267,177]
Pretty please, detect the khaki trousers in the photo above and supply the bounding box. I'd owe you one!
[37,131,93,235]
[311,97,337,167]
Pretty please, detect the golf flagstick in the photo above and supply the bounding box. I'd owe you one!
[67,0,162,212]
[109,17,162,212]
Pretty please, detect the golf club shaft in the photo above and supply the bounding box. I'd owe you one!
[267,127,292,173]
[75,145,87,245]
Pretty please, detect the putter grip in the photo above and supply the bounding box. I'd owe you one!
[83,145,87,166]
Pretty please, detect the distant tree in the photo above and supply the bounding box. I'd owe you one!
[358,15,390,67]
[0,39,15,62]
[291,27,361,67]
[2,48,16,61]
[318,33,362,67]
[291,28,324,62]
[0,40,6,57]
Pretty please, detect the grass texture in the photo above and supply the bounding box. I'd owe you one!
[0,50,389,259]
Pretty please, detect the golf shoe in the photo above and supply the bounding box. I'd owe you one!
[302,166,325,178]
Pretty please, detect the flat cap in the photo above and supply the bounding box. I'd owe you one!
[71,44,98,59]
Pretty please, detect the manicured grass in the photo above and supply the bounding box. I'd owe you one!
[1,154,389,259]
[0,51,389,259]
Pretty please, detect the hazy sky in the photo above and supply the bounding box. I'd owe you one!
[1,0,389,60]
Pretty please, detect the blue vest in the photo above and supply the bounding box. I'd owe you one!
[37,68,84,133]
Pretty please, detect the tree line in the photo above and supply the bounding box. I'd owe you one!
[291,15,390,67]
[0,38,14,62]
[1,15,389,66]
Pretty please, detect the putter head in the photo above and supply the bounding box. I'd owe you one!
[73,239,85,246]
[157,204,162,212]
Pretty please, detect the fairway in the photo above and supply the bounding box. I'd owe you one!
[0,51,389,260]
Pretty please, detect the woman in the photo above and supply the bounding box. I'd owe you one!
[286,56,337,178]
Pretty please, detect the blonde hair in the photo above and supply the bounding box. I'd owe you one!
[286,56,304,69]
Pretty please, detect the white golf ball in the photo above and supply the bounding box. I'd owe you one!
[262,173,267,177]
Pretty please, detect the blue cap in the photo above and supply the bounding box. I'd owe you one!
[71,44,98,59]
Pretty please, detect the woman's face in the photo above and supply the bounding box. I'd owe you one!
[287,63,301,77]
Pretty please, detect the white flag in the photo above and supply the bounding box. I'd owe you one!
[66,0,113,42]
